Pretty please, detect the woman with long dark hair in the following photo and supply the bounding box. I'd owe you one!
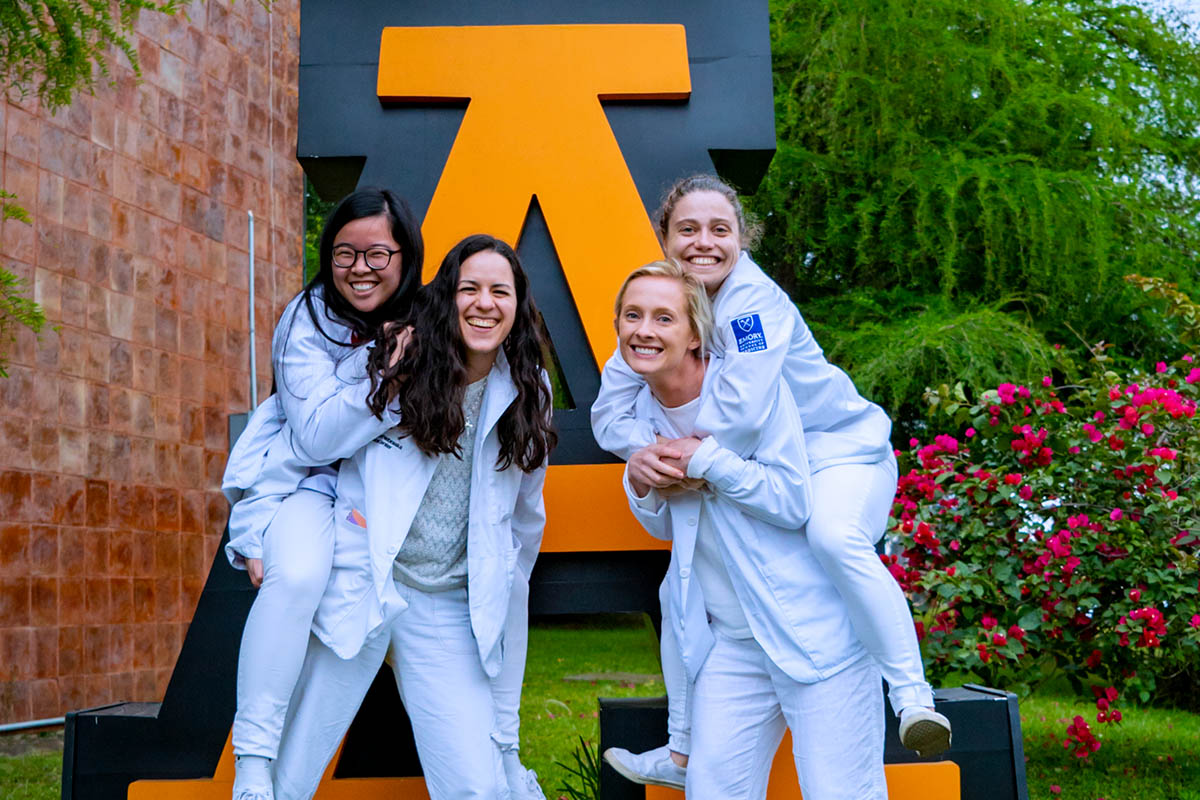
[268,234,556,800]
[224,187,423,800]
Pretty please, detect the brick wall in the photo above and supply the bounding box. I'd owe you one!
[0,0,303,724]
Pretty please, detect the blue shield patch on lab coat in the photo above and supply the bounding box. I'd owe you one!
[730,314,767,353]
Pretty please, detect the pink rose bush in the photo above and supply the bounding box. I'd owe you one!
[890,355,1200,757]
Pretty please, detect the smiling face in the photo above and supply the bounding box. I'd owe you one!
[617,275,702,383]
[456,249,517,379]
[662,190,741,294]
[329,213,402,314]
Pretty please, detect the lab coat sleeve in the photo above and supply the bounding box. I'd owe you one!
[623,466,673,541]
[272,300,401,462]
[693,281,797,454]
[512,464,547,582]
[591,349,657,461]
[686,381,813,530]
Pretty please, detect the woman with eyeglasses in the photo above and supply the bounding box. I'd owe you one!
[223,187,424,800]
[223,196,549,799]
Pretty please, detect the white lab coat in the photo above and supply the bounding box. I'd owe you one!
[592,252,892,470]
[314,348,548,679]
[222,288,400,565]
[626,356,866,685]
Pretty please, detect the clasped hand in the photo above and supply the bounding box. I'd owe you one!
[627,435,706,498]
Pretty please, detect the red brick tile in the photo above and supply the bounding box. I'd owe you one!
[0,679,33,722]
[0,416,30,466]
[0,578,31,626]
[109,671,133,704]
[130,391,155,437]
[156,351,179,398]
[58,625,82,675]
[58,527,86,578]
[84,673,112,707]
[132,578,156,623]
[130,485,155,530]
[31,422,60,471]
[110,249,133,294]
[0,524,29,576]
[109,339,133,384]
[85,333,112,383]
[0,470,33,522]
[86,480,109,527]
[153,396,180,442]
[155,305,179,351]
[204,448,226,489]
[59,674,88,711]
[154,576,179,621]
[180,491,204,535]
[179,445,203,490]
[154,442,180,486]
[181,401,204,445]
[132,298,156,347]
[109,530,133,577]
[58,475,87,525]
[154,531,180,574]
[109,623,132,673]
[6,105,40,162]
[154,619,180,667]
[130,436,156,484]
[133,669,157,701]
[30,678,60,718]
[180,576,203,619]
[180,314,205,360]
[59,427,88,476]
[82,625,109,673]
[85,431,115,481]
[131,624,155,671]
[203,364,225,406]
[154,489,180,533]
[29,525,57,576]
[31,626,57,679]
[204,491,228,541]
[83,531,109,577]
[202,405,226,451]
[109,577,134,623]
[30,577,56,627]
[58,578,85,626]
[132,346,155,391]
[0,627,34,681]
[33,266,62,321]
[58,375,86,426]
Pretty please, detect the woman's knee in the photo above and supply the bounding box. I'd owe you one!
[263,548,330,601]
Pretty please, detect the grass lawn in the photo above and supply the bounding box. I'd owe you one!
[4,617,1200,800]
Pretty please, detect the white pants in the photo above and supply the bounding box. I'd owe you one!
[232,488,530,761]
[660,456,932,756]
[806,456,932,713]
[274,584,507,800]
[233,489,336,758]
[687,637,886,800]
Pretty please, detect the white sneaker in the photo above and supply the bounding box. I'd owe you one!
[602,744,686,790]
[232,754,274,800]
[899,707,952,757]
[502,750,546,800]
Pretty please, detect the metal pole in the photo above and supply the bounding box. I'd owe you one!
[0,716,65,734]
[247,210,257,410]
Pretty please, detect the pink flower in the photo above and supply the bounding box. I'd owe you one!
[981,615,998,630]
[1141,422,1154,435]
[1019,485,1033,500]
[1129,588,1141,601]
[1187,368,1200,384]
[1110,508,1123,521]
[1156,362,1168,373]
[965,427,976,438]
[1041,375,1052,387]
[1185,354,1194,362]
[1190,615,1200,629]
[909,438,920,447]
[1049,785,1061,795]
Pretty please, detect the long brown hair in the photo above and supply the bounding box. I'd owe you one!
[367,235,556,472]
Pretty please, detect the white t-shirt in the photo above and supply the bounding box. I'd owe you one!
[657,392,753,640]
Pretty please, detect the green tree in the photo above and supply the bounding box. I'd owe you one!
[752,0,1200,429]
[1,1,178,110]
[0,1,178,375]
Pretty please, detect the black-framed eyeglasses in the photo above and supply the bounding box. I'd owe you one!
[331,246,401,270]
